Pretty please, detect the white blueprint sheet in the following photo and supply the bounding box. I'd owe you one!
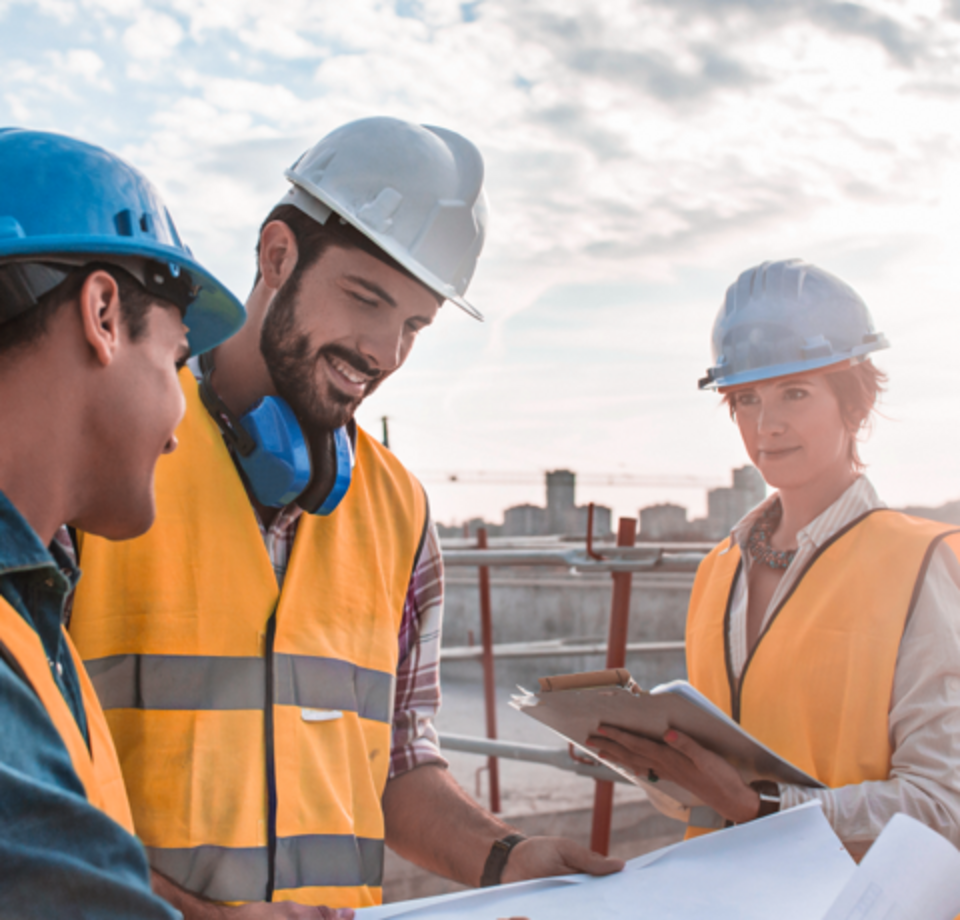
[822,813,960,920]
[358,802,854,919]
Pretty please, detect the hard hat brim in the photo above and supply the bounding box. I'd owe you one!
[700,342,889,391]
[0,236,246,355]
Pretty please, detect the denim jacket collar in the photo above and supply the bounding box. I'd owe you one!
[0,490,76,586]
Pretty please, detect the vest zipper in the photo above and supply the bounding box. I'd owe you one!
[263,611,279,901]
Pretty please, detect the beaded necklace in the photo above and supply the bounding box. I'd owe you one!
[746,503,797,571]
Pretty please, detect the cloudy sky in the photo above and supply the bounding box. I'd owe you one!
[4,0,960,525]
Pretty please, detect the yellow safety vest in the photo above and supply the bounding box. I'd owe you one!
[685,510,960,836]
[0,596,135,832]
[69,371,427,909]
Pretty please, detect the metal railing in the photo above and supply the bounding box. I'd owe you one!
[439,507,708,855]
[441,638,687,660]
[437,733,628,784]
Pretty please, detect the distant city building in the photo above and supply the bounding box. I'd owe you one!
[503,504,548,537]
[638,465,766,542]
[435,517,502,539]
[503,470,612,538]
[546,470,576,534]
[440,463,960,547]
[440,465,770,543]
[568,503,612,538]
[640,503,689,541]
[695,465,766,540]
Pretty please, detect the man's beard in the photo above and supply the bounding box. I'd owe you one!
[259,273,384,433]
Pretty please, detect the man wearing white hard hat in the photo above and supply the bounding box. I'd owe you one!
[69,117,623,916]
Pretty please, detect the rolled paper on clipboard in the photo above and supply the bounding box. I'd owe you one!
[537,668,634,693]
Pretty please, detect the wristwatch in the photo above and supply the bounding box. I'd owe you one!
[480,833,527,887]
[750,780,781,819]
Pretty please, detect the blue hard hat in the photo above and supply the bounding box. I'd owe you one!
[0,128,245,354]
[699,259,889,390]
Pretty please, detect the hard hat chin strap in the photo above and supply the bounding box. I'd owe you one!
[197,353,353,516]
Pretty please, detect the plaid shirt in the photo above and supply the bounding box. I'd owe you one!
[259,501,446,777]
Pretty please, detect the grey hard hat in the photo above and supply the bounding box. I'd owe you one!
[699,259,889,390]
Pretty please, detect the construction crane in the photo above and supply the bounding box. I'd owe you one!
[416,471,720,489]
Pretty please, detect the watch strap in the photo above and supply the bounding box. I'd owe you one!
[750,780,781,819]
[480,833,527,887]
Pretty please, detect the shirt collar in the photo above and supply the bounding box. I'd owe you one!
[730,475,883,553]
[0,489,62,577]
[797,475,883,549]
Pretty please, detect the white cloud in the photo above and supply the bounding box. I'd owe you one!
[54,48,110,86]
[122,8,183,61]
[6,0,960,520]
[82,0,142,16]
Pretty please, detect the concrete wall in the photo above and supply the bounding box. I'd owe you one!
[440,568,694,690]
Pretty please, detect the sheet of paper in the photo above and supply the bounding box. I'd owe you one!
[356,877,584,920]
[358,802,854,920]
[822,813,960,920]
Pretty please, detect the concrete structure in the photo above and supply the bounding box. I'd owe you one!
[639,503,689,541]
[441,566,691,688]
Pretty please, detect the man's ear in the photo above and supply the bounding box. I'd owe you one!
[259,221,300,292]
[78,270,123,367]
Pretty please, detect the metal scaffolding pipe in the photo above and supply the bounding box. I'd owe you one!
[441,639,685,661]
[591,516,638,856]
[441,548,706,572]
[438,733,629,785]
[477,528,501,813]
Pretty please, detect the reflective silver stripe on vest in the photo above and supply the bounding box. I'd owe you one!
[146,835,384,902]
[85,653,394,723]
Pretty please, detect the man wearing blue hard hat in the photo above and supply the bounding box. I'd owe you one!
[0,128,245,917]
[68,117,623,917]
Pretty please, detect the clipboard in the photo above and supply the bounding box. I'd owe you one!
[511,668,824,812]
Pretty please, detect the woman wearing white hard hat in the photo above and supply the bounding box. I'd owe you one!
[588,259,960,857]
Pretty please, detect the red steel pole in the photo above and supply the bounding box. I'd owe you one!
[477,527,501,813]
[590,516,638,855]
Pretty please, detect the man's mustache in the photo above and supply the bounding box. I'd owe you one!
[317,344,382,384]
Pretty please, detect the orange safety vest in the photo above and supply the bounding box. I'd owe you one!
[0,596,134,832]
[685,509,960,837]
[68,370,427,909]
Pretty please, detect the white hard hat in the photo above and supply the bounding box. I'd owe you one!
[279,117,488,320]
[699,259,889,390]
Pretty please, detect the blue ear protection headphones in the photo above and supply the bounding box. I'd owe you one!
[198,356,354,515]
